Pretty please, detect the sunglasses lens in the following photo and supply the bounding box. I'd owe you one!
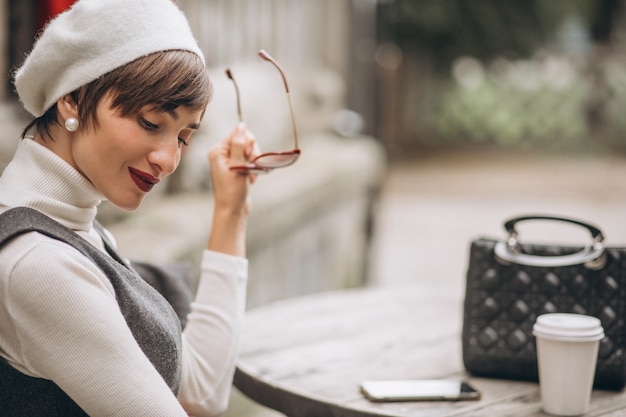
[255,151,300,168]
[230,165,271,174]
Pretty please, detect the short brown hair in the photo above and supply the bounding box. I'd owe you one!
[22,50,212,140]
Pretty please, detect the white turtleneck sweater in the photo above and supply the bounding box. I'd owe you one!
[0,138,248,417]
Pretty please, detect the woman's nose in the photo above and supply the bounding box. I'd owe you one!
[148,140,180,176]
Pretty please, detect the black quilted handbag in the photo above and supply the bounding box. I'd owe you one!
[462,214,626,390]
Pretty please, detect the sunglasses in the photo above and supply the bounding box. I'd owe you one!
[226,50,301,174]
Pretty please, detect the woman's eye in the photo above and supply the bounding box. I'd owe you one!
[140,118,158,130]
[178,137,189,147]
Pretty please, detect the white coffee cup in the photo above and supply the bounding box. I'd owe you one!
[532,313,604,416]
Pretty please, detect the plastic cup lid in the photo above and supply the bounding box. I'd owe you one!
[532,313,604,342]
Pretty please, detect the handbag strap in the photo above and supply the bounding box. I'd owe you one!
[493,214,606,269]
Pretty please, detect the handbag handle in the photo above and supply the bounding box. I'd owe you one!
[493,215,606,269]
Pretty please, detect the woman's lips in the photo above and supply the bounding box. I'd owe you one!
[128,167,160,193]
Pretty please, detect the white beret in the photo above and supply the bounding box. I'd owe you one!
[14,0,205,117]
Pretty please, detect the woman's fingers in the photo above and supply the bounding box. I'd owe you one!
[228,123,249,166]
[228,123,260,183]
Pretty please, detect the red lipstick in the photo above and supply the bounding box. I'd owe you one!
[128,167,159,193]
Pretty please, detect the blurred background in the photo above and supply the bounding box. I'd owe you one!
[2,1,626,416]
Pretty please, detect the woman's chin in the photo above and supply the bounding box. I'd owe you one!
[108,197,144,212]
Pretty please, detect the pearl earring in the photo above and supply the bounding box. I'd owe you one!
[65,117,79,132]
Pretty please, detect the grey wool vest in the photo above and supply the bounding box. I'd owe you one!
[0,207,183,416]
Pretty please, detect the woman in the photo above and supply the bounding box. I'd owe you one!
[0,0,258,415]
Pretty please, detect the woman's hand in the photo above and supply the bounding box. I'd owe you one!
[206,122,259,256]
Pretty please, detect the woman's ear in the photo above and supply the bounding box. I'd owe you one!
[56,94,79,120]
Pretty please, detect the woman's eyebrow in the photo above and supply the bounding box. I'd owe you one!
[166,109,200,129]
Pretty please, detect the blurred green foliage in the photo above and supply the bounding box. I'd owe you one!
[379,0,626,152]
[434,74,590,149]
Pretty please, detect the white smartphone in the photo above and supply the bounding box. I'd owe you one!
[360,379,481,402]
